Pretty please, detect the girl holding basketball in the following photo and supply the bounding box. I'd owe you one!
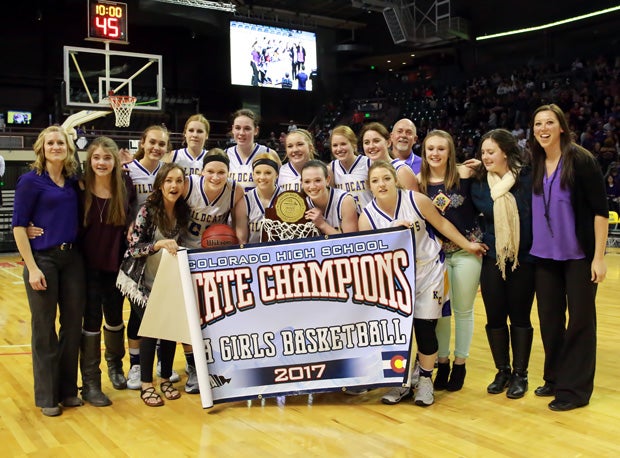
[301,160,358,235]
[359,161,487,407]
[360,122,419,192]
[226,109,276,191]
[234,151,283,244]
[181,148,244,393]
[278,128,315,192]
[329,125,372,214]
[117,163,189,407]
[167,114,210,176]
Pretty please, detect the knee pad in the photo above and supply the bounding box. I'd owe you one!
[414,318,438,355]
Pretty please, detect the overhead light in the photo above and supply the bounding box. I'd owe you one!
[151,0,236,13]
[476,5,620,41]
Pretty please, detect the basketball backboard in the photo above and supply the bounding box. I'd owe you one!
[63,45,163,112]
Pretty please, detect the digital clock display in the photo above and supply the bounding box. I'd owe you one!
[87,0,128,43]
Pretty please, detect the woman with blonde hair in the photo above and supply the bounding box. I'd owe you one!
[168,114,210,176]
[12,126,84,416]
[278,128,315,192]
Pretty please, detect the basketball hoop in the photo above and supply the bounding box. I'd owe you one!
[108,95,137,127]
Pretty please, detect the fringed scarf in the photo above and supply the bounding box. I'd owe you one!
[487,171,520,279]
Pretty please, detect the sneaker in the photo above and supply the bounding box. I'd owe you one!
[414,376,434,407]
[381,386,413,404]
[156,361,180,383]
[410,358,420,386]
[343,387,369,396]
[126,364,142,390]
[185,364,200,394]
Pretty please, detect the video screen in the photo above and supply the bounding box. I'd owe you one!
[7,110,32,125]
[230,20,317,91]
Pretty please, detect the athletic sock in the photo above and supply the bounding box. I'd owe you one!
[185,351,195,368]
[129,348,140,366]
[419,366,433,378]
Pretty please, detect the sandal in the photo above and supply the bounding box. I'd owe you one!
[141,386,164,407]
[160,381,181,400]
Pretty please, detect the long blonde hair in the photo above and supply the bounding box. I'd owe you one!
[418,130,459,194]
[31,125,79,177]
[83,137,127,226]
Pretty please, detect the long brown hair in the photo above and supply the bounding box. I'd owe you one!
[31,125,79,177]
[418,130,459,194]
[83,137,127,226]
[146,163,190,236]
[133,125,170,161]
[529,104,590,194]
[475,129,524,184]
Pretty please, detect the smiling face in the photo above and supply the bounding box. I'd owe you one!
[90,146,115,178]
[480,138,509,176]
[362,129,391,162]
[232,115,258,148]
[331,134,356,165]
[390,119,417,158]
[160,167,185,205]
[184,120,208,151]
[301,166,329,201]
[286,132,312,169]
[43,132,69,165]
[201,160,229,193]
[533,109,564,153]
[253,164,278,193]
[424,135,450,173]
[368,165,398,201]
[141,129,168,162]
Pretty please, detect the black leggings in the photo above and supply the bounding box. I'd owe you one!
[413,318,438,355]
[83,268,124,332]
[480,257,535,329]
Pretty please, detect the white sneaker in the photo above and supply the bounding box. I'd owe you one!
[126,364,141,390]
[411,359,420,386]
[156,361,180,383]
[381,386,413,404]
[414,376,434,407]
[185,364,200,394]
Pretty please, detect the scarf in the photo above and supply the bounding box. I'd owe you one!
[487,171,520,279]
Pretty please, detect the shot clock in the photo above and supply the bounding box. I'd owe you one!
[87,0,128,43]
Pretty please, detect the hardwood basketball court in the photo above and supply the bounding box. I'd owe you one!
[1,250,619,456]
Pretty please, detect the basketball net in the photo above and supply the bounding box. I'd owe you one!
[261,218,320,242]
[109,95,137,127]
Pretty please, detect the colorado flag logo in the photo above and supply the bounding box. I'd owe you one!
[381,351,408,379]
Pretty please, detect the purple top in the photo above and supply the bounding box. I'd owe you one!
[530,161,585,260]
[404,151,423,175]
[12,170,80,251]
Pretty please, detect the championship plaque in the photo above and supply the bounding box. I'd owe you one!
[262,191,319,241]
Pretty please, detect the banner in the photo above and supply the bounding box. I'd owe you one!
[188,227,416,404]
[141,227,416,407]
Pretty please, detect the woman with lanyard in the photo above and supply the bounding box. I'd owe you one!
[329,125,372,214]
[234,151,283,244]
[359,122,419,192]
[12,126,85,417]
[529,104,608,411]
[301,160,358,235]
[278,128,315,192]
[359,161,487,407]
[417,130,483,392]
[471,129,536,400]
[123,125,181,389]
[117,163,190,407]
[226,108,276,191]
[167,114,210,176]
[182,149,244,393]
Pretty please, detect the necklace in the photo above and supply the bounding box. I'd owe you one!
[541,159,561,237]
[95,197,108,223]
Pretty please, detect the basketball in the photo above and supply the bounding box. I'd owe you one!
[201,224,239,249]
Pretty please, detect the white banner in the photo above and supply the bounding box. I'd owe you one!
[188,227,416,404]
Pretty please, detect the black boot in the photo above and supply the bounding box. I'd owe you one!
[104,327,127,390]
[80,333,112,407]
[446,362,466,392]
[506,325,533,399]
[486,325,511,394]
[434,361,450,390]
